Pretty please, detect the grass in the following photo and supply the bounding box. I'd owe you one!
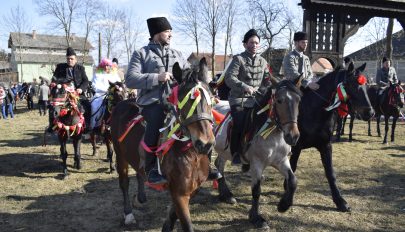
[0,102,404,231]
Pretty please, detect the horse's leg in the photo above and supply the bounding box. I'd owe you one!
[383,115,389,144]
[335,116,343,141]
[170,195,193,232]
[73,136,82,170]
[105,133,115,173]
[60,136,68,176]
[376,115,381,137]
[277,157,297,213]
[90,131,98,156]
[319,143,350,212]
[289,145,302,172]
[133,173,147,207]
[117,158,135,225]
[348,116,355,142]
[162,203,178,232]
[368,119,372,136]
[341,115,347,135]
[215,156,236,204]
[248,161,268,229]
[391,116,397,142]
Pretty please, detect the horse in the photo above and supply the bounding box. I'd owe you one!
[367,82,404,143]
[289,62,374,212]
[49,82,85,177]
[110,58,215,231]
[89,81,127,173]
[213,78,302,229]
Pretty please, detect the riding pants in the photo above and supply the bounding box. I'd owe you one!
[230,105,251,157]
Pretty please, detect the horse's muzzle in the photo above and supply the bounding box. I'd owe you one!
[194,140,215,154]
[283,123,300,146]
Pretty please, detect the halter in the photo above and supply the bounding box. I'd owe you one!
[166,82,214,139]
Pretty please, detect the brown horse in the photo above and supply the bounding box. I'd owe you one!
[49,83,85,177]
[111,58,215,231]
[90,81,127,172]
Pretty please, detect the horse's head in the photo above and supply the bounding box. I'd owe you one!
[108,81,128,106]
[272,79,302,145]
[343,62,374,120]
[172,58,215,154]
[387,81,404,108]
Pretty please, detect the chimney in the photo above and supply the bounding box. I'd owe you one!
[70,33,76,41]
[32,30,36,39]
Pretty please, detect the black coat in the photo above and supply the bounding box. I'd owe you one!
[52,63,89,92]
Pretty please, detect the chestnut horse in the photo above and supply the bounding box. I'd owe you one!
[111,58,215,231]
[90,81,127,172]
[49,83,85,177]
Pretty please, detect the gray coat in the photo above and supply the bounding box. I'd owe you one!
[283,49,313,88]
[125,41,189,106]
[225,51,270,107]
[376,66,397,87]
[38,84,50,101]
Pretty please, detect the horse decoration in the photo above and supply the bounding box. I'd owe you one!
[367,82,404,143]
[111,58,215,231]
[90,81,127,172]
[48,82,85,177]
[214,78,302,229]
[289,62,374,212]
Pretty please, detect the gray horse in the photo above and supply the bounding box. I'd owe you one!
[214,79,302,229]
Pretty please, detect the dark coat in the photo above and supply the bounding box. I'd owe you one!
[52,63,89,92]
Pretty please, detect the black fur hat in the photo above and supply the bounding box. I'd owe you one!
[344,56,352,64]
[294,31,307,41]
[66,47,76,56]
[112,58,118,64]
[382,56,389,63]
[243,29,260,43]
[147,17,172,38]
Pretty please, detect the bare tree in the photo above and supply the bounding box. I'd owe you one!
[247,0,291,56]
[173,0,202,56]
[362,17,387,60]
[386,18,394,60]
[97,6,125,59]
[35,0,80,47]
[121,11,143,64]
[80,0,103,64]
[222,0,240,69]
[3,4,32,82]
[200,0,227,78]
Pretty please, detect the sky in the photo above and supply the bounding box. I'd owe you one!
[0,0,403,65]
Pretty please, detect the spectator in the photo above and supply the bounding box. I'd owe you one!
[38,80,50,116]
[26,83,35,110]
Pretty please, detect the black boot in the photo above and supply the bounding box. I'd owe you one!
[144,151,167,184]
[47,107,55,133]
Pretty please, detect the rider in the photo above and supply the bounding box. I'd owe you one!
[47,47,90,133]
[125,17,191,185]
[224,29,271,167]
[283,31,318,91]
[376,56,398,104]
[90,58,121,131]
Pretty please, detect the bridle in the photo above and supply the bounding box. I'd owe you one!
[272,82,302,128]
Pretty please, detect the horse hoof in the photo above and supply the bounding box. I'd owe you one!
[277,199,292,212]
[132,194,146,208]
[249,215,269,229]
[123,213,136,225]
[219,196,237,204]
[335,199,351,212]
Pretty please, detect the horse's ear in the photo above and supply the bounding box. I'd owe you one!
[356,62,367,73]
[172,62,183,84]
[347,61,355,74]
[198,57,210,84]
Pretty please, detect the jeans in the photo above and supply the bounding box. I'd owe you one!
[1,104,14,119]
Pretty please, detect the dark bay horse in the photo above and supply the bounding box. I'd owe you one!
[214,78,302,229]
[290,62,374,212]
[49,83,85,176]
[111,58,215,231]
[90,81,127,172]
[367,83,404,143]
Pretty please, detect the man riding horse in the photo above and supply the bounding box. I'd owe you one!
[47,47,90,133]
[376,56,398,105]
[125,17,220,185]
[224,29,271,168]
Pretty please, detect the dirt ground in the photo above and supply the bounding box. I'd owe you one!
[0,103,404,232]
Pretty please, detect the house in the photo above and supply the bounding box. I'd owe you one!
[8,30,94,83]
[347,30,405,83]
[187,52,233,76]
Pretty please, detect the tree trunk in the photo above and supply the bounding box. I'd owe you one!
[386,18,394,60]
